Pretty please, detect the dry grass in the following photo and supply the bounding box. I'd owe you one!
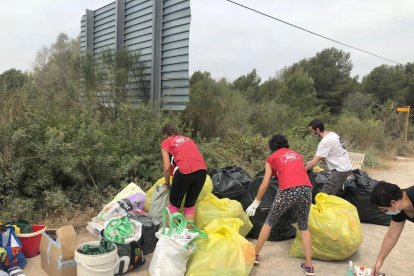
[38,207,98,231]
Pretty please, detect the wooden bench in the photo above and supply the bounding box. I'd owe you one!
[348,152,366,170]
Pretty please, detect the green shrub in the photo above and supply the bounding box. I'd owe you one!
[43,189,73,215]
[199,132,268,177]
[1,197,37,221]
[288,133,320,162]
[334,116,390,150]
[342,91,376,120]
[363,147,381,168]
[250,101,296,136]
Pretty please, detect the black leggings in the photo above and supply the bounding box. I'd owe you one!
[169,169,207,208]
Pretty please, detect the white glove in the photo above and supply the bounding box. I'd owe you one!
[246,199,261,216]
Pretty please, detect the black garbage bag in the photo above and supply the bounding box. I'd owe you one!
[127,213,160,255]
[241,176,297,241]
[211,166,253,201]
[308,171,329,203]
[342,170,391,226]
[309,170,350,200]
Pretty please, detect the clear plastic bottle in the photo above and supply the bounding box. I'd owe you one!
[346,261,354,276]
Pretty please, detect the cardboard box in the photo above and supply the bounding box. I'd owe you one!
[39,225,78,276]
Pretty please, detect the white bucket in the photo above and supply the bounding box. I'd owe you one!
[75,241,118,276]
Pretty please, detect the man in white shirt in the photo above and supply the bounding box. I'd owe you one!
[305,119,352,195]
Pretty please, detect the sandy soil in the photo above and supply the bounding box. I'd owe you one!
[24,157,414,276]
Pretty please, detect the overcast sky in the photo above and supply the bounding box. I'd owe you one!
[1,0,413,81]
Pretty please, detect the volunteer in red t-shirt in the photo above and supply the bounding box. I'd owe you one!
[160,124,207,222]
[246,134,315,275]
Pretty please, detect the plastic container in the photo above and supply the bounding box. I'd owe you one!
[346,261,354,276]
[16,224,47,258]
[75,241,118,276]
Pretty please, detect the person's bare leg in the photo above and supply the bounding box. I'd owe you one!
[167,202,181,228]
[255,224,271,255]
[184,213,195,221]
[300,229,312,266]
[185,213,195,229]
[184,206,196,228]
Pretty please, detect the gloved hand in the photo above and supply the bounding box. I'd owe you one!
[246,198,261,216]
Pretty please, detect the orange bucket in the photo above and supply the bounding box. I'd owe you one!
[16,224,47,258]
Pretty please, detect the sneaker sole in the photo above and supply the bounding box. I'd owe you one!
[301,267,315,275]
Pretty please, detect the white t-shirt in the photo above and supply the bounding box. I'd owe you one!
[316,132,352,172]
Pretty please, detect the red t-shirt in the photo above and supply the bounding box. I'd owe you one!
[161,135,207,174]
[266,148,311,190]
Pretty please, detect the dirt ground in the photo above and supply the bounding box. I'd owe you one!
[24,157,414,276]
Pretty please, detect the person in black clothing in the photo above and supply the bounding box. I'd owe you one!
[370,181,414,275]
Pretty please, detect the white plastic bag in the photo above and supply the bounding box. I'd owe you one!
[87,182,146,236]
[155,227,199,247]
[149,184,170,223]
[149,235,194,276]
[149,208,206,276]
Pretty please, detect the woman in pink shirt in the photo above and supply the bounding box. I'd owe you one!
[160,124,207,222]
[246,134,314,275]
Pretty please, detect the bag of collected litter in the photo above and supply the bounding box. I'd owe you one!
[343,170,391,226]
[88,183,146,236]
[97,192,146,222]
[149,208,206,276]
[0,226,27,271]
[111,182,145,203]
[241,176,297,241]
[102,216,145,275]
[289,193,362,260]
[127,213,160,255]
[309,171,329,202]
[195,193,253,237]
[144,175,213,214]
[148,184,170,224]
[211,166,253,201]
[186,218,255,276]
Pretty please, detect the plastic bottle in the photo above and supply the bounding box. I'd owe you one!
[346,261,354,276]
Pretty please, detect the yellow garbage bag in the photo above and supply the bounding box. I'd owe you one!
[186,218,255,276]
[144,175,213,212]
[289,193,362,260]
[195,193,253,237]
